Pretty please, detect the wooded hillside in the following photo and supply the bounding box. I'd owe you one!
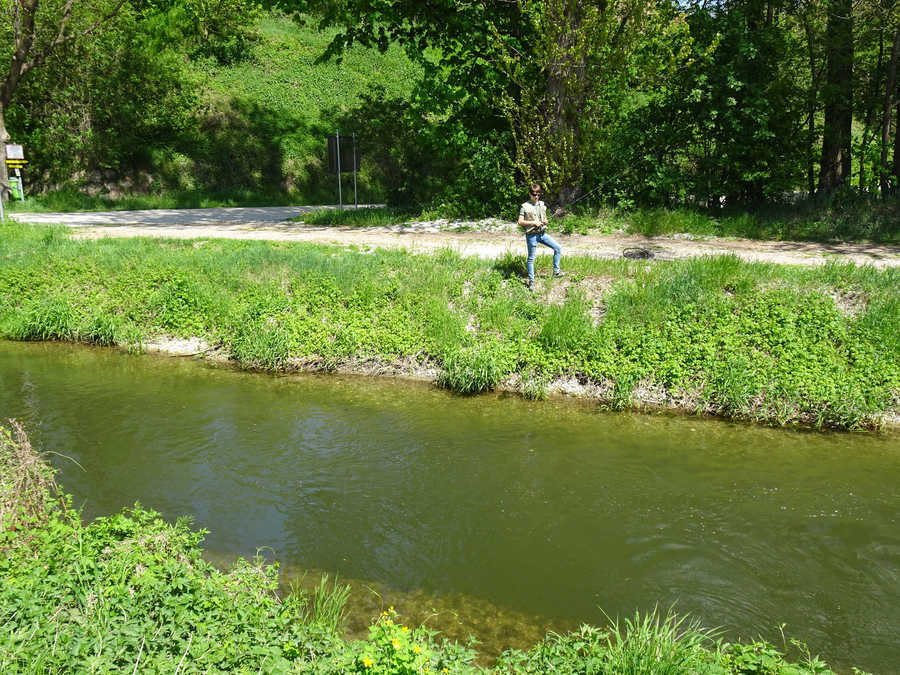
[1,0,898,219]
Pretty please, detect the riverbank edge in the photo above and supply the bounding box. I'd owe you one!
[140,336,900,432]
[0,420,874,674]
[3,220,898,432]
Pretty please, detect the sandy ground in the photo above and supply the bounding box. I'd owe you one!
[12,205,900,267]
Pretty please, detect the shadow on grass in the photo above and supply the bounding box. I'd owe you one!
[491,252,527,280]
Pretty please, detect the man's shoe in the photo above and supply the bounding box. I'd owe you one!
[526,279,534,290]
[553,271,566,278]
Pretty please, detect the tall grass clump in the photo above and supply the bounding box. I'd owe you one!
[293,573,351,635]
[521,369,550,400]
[538,292,593,352]
[601,608,721,674]
[7,296,81,341]
[439,341,508,394]
[229,313,295,370]
[80,309,123,347]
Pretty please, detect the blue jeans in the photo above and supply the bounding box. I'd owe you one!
[525,231,561,282]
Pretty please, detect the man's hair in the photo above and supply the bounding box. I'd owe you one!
[529,183,542,193]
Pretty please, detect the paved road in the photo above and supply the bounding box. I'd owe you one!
[9,205,332,227]
[9,205,900,268]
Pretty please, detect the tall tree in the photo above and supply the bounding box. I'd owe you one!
[818,0,853,191]
[0,0,128,202]
[300,0,660,205]
[880,10,900,193]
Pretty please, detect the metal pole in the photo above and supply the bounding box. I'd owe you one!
[353,133,358,209]
[0,187,5,222]
[336,129,343,211]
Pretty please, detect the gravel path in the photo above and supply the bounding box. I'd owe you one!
[11,206,900,268]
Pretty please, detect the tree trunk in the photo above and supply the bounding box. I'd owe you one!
[818,0,853,192]
[542,0,588,205]
[894,99,900,191]
[0,104,10,203]
[801,12,819,195]
[880,21,900,195]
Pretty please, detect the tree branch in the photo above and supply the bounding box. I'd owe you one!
[19,0,129,78]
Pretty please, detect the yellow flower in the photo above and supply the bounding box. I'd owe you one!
[413,645,421,654]
[392,639,402,650]
[401,626,409,633]
[362,655,374,668]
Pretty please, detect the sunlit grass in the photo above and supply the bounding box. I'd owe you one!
[1,220,897,429]
[294,207,416,227]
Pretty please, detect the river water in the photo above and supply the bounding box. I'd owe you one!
[1,341,898,672]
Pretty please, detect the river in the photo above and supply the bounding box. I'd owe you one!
[1,340,898,672]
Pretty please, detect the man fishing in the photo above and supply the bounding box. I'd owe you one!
[518,183,564,289]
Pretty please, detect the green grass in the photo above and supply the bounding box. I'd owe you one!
[9,12,423,210]
[3,188,310,213]
[555,194,900,244]
[296,207,417,227]
[1,421,867,674]
[1,221,898,430]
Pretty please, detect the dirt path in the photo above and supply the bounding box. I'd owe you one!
[13,206,900,267]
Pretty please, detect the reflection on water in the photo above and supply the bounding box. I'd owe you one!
[1,341,898,672]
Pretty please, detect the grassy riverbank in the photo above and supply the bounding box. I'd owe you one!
[294,195,900,244]
[1,221,898,430]
[0,421,867,673]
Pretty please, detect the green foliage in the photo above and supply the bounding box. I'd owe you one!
[1,222,897,429]
[301,574,351,635]
[3,0,899,228]
[338,608,480,674]
[439,340,509,395]
[7,295,78,341]
[0,505,345,672]
[718,639,843,675]
[5,10,421,203]
[619,196,900,244]
[298,207,417,227]
[495,611,844,675]
[538,292,593,352]
[600,608,721,674]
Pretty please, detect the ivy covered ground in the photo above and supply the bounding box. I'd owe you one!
[0,221,898,430]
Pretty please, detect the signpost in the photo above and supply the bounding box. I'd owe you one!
[327,132,359,210]
[5,144,28,203]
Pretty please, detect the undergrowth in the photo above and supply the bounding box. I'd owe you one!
[0,421,867,673]
[558,194,900,244]
[0,222,898,430]
[295,207,417,227]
